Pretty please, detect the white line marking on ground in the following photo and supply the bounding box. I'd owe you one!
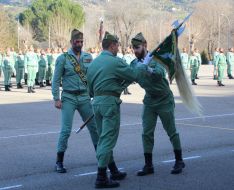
[0,185,23,190]
[0,131,60,139]
[1,113,234,139]
[177,123,234,131]
[75,168,124,177]
[162,156,201,163]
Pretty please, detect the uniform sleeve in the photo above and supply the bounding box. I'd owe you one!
[15,57,19,69]
[115,58,138,83]
[52,55,65,101]
[215,56,219,66]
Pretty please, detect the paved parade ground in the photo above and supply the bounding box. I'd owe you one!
[0,65,234,190]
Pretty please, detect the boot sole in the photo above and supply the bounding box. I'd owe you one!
[137,169,154,176]
[171,163,185,174]
[110,173,127,180]
[95,183,120,189]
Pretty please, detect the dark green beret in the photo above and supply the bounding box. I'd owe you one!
[131,32,146,46]
[71,29,83,40]
[103,31,119,42]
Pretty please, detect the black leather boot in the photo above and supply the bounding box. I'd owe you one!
[217,81,222,86]
[192,80,197,85]
[5,85,10,91]
[39,82,44,88]
[171,150,185,174]
[137,153,154,176]
[55,152,66,173]
[46,80,51,86]
[17,83,21,89]
[108,162,127,180]
[19,83,23,88]
[28,87,31,93]
[95,167,119,189]
[31,86,36,93]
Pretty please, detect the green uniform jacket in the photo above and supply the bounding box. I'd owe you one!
[131,58,173,108]
[39,55,48,68]
[25,52,39,68]
[0,54,3,69]
[51,53,60,67]
[3,56,14,70]
[189,55,199,68]
[213,51,219,66]
[87,50,144,101]
[195,52,202,66]
[15,55,25,69]
[52,48,92,101]
[215,53,227,68]
[180,52,189,69]
[226,52,234,65]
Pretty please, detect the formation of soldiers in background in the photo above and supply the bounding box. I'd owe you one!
[180,47,234,86]
[0,45,233,92]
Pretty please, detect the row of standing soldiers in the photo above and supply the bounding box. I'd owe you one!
[180,47,234,86]
[0,47,67,92]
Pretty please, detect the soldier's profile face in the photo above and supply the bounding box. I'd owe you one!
[133,44,145,59]
[111,42,119,56]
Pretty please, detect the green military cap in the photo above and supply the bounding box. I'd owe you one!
[103,31,119,42]
[131,32,146,46]
[71,29,83,40]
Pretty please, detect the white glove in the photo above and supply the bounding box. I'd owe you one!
[143,52,153,65]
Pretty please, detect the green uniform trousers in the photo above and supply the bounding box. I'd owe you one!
[27,66,37,87]
[46,65,52,81]
[190,67,198,80]
[57,93,99,152]
[3,69,12,85]
[227,62,233,75]
[38,66,47,83]
[93,99,120,168]
[218,65,225,82]
[142,104,181,153]
[16,68,24,84]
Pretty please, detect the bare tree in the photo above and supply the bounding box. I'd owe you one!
[104,0,147,52]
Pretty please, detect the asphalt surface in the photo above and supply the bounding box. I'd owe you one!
[0,65,234,190]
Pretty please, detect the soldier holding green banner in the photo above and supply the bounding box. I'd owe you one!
[130,33,185,177]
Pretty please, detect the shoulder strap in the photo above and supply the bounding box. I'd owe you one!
[64,52,87,86]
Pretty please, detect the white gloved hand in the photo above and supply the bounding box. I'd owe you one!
[143,52,153,65]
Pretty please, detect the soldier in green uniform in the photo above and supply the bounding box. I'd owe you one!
[180,48,189,70]
[46,48,52,86]
[25,46,39,93]
[123,47,135,95]
[213,48,219,80]
[215,48,227,86]
[130,33,185,177]
[3,49,14,91]
[15,50,25,89]
[52,29,99,174]
[50,48,59,81]
[189,51,199,85]
[226,47,234,79]
[87,31,151,188]
[35,48,41,86]
[0,49,3,77]
[38,49,48,87]
[194,48,202,79]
